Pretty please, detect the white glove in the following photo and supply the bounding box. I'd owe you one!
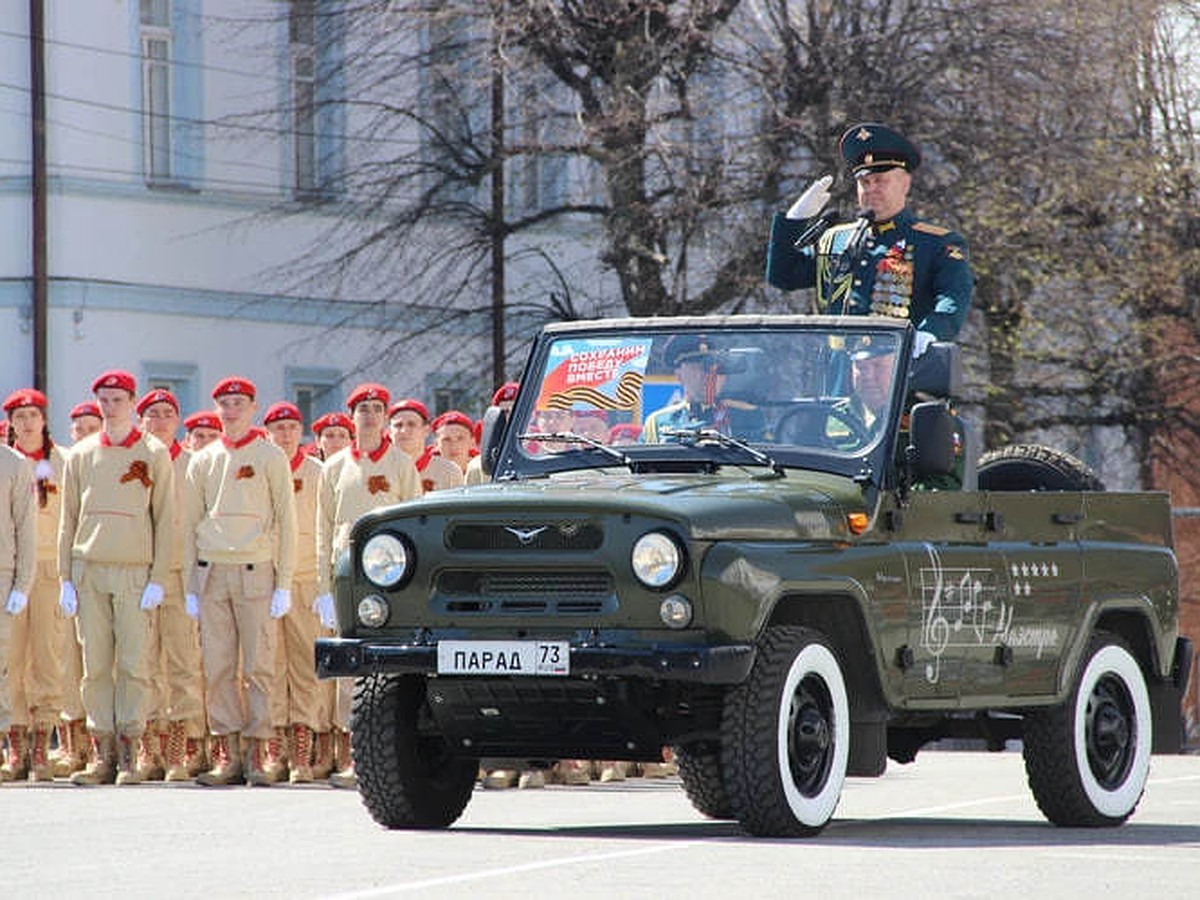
[269,588,292,619]
[313,593,337,630]
[6,590,28,615]
[60,581,78,616]
[913,331,936,358]
[34,459,54,481]
[786,174,833,220]
[140,582,164,610]
[185,593,200,620]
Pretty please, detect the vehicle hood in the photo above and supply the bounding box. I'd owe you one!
[385,471,867,541]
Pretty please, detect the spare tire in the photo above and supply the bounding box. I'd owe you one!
[977,444,1105,492]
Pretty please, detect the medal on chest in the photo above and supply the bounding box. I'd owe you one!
[870,239,914,319]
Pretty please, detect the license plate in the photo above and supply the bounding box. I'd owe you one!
[436,640,570,676]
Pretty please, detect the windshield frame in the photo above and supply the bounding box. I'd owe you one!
[492,315,915,488]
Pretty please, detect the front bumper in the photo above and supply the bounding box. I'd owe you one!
[315,637,756,685]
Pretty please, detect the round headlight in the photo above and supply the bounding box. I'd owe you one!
[358,594,390,628]
[659,594,693,629]
[631,531,684,589]
[361,533,412,588]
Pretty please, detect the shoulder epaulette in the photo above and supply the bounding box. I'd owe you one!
[912,221,950,237]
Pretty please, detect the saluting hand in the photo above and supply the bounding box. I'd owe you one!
[786,174,833,220]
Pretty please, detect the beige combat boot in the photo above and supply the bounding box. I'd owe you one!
[115,734,143,785]
[311,730,334,780]
[70,734,117,785]
[197,733,243,786]
[163,720,190,782]
[288,724,314,784]
[185,734,208,778]
[134,725,164,781]
[262,727,288,783]
[328,729,356,789]
[0,727,29,782]
[51,719,89,777]
[245,737,278,787]
[28,727,55,782]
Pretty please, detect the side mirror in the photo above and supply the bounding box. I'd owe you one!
[909,342,962,399]
[908,401,956,478]
[478,406,508,477]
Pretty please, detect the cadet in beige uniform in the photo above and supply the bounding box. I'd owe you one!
[183,378,296,786]
[316,384,421,787]
[138,389,206,781]
[183,411,222,452]
[0,441,36,782]
[263,401,331,783]
[389,399,463,493]
[2,390,70,782]
[68,401,103,444]
[59,370,175,785]
[312,412,353,461]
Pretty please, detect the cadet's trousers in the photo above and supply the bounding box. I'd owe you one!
[199,562,276,741]
[6,559,66,727]
[0,570,15,732]
[272,578,328,731]
[74,561,156,738]
[153,571,205,737]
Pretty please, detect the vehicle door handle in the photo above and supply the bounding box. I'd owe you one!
[1052,512,1083,524]
[954,511,982,524]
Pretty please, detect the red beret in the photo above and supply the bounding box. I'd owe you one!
[313,412,355,435]
[3,388,48,413]
[92,369,137,395]
[491,382,520,405]
[69,401,102,420]
[433,410,474,433]
[136,388,179,417]
[263,401,303,425]
[184,411,222,432]
[388,398,430,423]
[212,377,256,400]
[346,383,390,411]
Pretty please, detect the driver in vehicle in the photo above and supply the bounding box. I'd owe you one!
[641,336,767,443]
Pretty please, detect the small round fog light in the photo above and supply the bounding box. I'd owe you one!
[659,594,693,629]
[357,594,390,628]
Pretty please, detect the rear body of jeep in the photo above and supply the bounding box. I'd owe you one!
[317,315,1192,836]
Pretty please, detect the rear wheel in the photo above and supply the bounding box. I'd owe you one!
[1022,633,1151,826]
[977,444,1105,491]
[351,673,478,829]
[720,627,849,837]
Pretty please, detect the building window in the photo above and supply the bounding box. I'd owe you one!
[291,0,318,198]
[286,366,342,435]
[140,0,172,182]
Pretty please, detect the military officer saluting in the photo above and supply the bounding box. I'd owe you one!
[766,122,973,348]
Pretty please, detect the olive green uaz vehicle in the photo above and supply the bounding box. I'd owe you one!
[316,315,1192,837]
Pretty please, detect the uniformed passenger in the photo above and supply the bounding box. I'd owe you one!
[766,122,973,349]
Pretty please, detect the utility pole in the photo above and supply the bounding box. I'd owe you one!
[489,17,506,390]
[29,0,48,391]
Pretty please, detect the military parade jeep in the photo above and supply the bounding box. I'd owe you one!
[316,315,1192,837]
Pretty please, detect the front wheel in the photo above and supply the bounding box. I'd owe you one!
[351,673,479,829]
[1022,633,1151,826]
[720,627,850,837]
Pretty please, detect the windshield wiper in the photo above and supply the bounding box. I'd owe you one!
[518,431,634,470]
[660,427,786,478]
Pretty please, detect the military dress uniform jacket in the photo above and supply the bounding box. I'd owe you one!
[642,398,767,444]
[765,207,972,340]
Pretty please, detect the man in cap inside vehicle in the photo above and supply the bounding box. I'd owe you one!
[641,336,766,443]
[766,122,973,354]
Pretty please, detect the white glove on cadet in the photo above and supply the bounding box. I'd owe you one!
[6,590,28,615]
[313,593,337,630]
[60,581,78,616]
[185,593,200,620]
[269,588,292,619]
[140,582,165,610]
[786,174,833,220]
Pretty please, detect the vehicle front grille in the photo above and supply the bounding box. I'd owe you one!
[433,569,616,616]
[447,521,604,551]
